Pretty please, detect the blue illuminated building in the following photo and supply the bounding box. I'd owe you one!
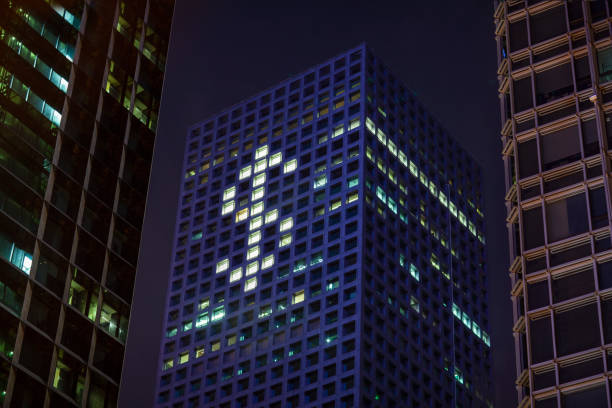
[155,44,492,407]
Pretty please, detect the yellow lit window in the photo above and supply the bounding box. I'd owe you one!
[366,146,374,162]
[318,106,329,117]
[398,150,408,167]
[195,347,205,358]
[388,140,397,156]
[163,359,174,370]
[199,297,209,310]
[216,259,229,273]
[284,159,297,173]
[265,209,278,223]
[439,192,448,207]
[227,335,237,346]
[246,261,259,276]
[269,152,282,166]
[236,208,249,222]
[262,254,274,270]
[239,165,252,180]
[409,161,418,177]
[346,192,358,204]
[247,246,260,260]
[333,98,344,109]
[179,352,189,364]
[251,201,264,216]
[366,117,376,134]
[292,290,305,304]
[221,200,235,215]
[248,231,261,245]
[250,216,262,230]
[223,186,236,201]
[253,173,266,187]
[254,159,267,173]
[279,233,292,247]
[348,118,360,131]
[255,145,268,160]
[244,277,257,292]
[329,200,341,211]
[252,187,264,201]
[211,341,220,352]
[279,217,293,232]
[230,267,242,282]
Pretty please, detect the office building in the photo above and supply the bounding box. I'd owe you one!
[156,44,491,407]
[0,0,174,405]
[495,1,612,406]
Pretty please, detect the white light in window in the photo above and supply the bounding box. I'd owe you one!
[284,159,297,173]
[255,145,269,160]
[250,216,262,230]
[216,259,229,273]
[279,233,292,247]
[269,152,282,166]
[239,165,252,180]
[252,187,264,201]
[279,217,293,232]
[246,246,260,260]
[262,254,274,270]
[292,290,305,304]
[265,209,278,224]
[254,159,267,173]
[251,201,264,215]
[246,261,259,275]
[230,267,242,282]
[244,277,257,292]
[253,173,266,187]
[221,200,235,215]
[223,186,236,201]
[248,231,261,245]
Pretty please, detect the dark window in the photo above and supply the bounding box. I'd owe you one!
[530,6,566,45]
[522,206,544,250]
[518,138,538,178]
[540,125,581,171]
[545,193,588,243]
[555,303,600,356]
[529,316,553,363]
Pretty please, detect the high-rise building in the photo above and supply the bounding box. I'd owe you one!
[155,44,491,408]
[0,0,174,405]
[495,1,612,406]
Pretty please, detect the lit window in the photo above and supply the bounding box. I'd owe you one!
[387,197,397,214]
[236,208,249,222]
[252,187,265,201]
[313,175,327,189]
[376,129,386,145]
[279,233,292,247]
[366,146,374,161]
[419,172,428,186]
[262,254,274,270]
[376,186,386,202]
[428,182,437,197]
[223,186,236,201]
[410,264,420,281]
[244,277,257,292]
[438,192,448,207]
[388,140,397,156]
[246,261,259,276]
[212,306,225,321]
[199,298,209,310]
[163,359,174,370]
[449,202,458,217]
[255,145,269,160]
[195,347,205,358]
[259,304,272,318]
[348,118,360,130]
[248,231,261,245]
[250,216,262,230]
[211,341,220,352]
[195,311,209,327]
[239,165,252,180]
[459,211,467,226]
[347,176,359,188]
[366,117,376,134]
[254,159,267,173]
[230,267,242,282]
[346,192,358,204]
[410,296,420,313]
[284,159,297,173]
[265,209,278,223]
[247,246,260,260]
[409,161,418,177]
[216,259,229,273]
[251,201,264,215]
[269,152,282,166]
[292,290,305,304]
[398,150,408,167]
[253,173,265,187]
[279,217,293,232]
[221,200,235,215]
[332,124,343,138]
[329,200,341,211]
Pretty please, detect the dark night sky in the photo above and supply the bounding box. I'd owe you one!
[119,1,515,406]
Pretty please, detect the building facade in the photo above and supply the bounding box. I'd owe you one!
[0,0,174,406]
[156,44,491,408]
[495,1,612,407]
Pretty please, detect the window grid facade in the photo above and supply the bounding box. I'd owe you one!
[496,1,612,407]
[0,0,174,406]
[156,44,491,408]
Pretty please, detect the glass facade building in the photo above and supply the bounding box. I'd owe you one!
[495,1,612,407]
[0,0,174,406]
[156,44,491,408]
